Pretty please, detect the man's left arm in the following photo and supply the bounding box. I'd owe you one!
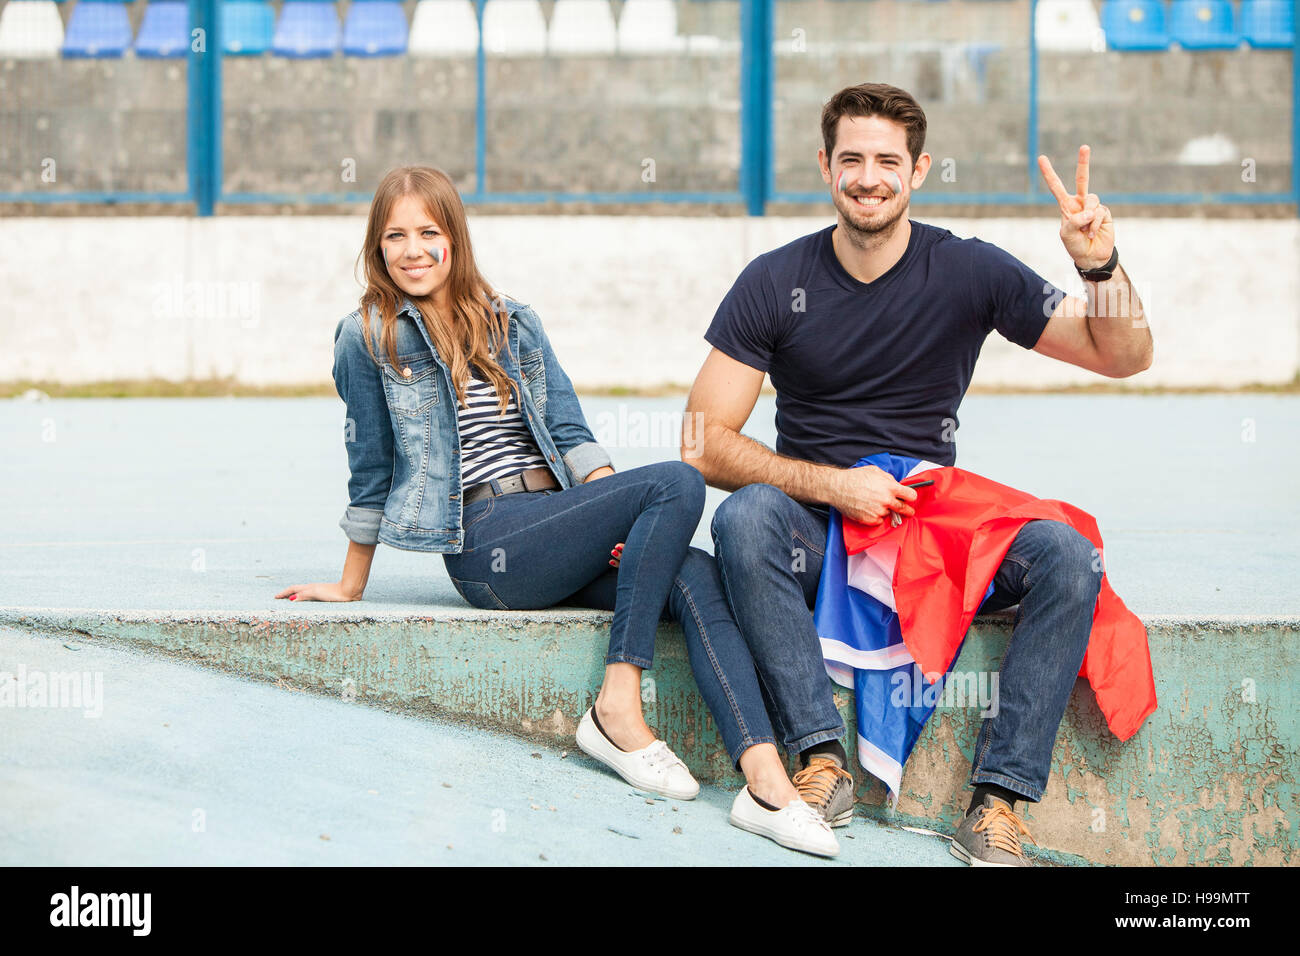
[1031,145,1153,378]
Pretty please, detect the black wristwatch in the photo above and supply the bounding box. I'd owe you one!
[1075,246,1119,282]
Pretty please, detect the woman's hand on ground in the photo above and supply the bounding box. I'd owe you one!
[609,542,624,568]
[274,582,361,602]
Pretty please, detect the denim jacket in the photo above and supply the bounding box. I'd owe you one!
[332,295,612,552]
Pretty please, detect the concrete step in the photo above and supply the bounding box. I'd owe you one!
[4,605,1294,866]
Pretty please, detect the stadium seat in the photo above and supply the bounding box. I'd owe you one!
[223,1,275,55]
[1240,0,1295,48]
[1100,0,1170,50]
[62,2,133,57]
[618,0,684,52]
[548,0,616,53]
[1036,0,1105,51]
[272,2,340,57]
[343,1,408,56]
[482,0,546,54]
[134,2,190,58]
[409,0,478,55]
[1169,1,1239,49]
[0,0,65,58]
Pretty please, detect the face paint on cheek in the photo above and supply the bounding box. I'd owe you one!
[836,170,849,194]
[885,170,903,196]
[428,247,446,265]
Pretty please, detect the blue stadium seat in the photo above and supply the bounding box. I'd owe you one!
[134,2,190,58]
[62,2,132,57]
[1101,0,1170,50]
[1170,1,1239,49]
[272,2,340,57]
[1240,0,1295,48]
[223,1,275,55]
[343,1,408,56]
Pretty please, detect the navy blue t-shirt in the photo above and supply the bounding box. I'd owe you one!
[705,221,1063,476]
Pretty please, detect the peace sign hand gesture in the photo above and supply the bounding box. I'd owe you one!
[1038,144,1114,272]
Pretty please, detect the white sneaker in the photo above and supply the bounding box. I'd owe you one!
[574,707,700,800]
[728,786,840,858]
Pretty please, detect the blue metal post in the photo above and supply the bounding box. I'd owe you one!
[1293,25,1298,213]
[187,0,222,215]
[476,0,487,197]
[740,0,773,215]
[1027,0,1040,197]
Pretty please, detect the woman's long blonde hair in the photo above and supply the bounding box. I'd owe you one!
[355,165,519,415]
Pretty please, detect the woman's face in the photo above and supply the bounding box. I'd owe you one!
[381,194,452,300]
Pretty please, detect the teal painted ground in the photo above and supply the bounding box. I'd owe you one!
[0,394,1296,615]
[0,625,958,866]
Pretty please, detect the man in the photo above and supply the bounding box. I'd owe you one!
[681,82,1151,866]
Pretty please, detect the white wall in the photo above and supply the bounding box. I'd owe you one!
[2,215,1296,389]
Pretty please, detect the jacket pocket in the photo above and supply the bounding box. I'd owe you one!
[381,359,438,417]
[520,348,546,414]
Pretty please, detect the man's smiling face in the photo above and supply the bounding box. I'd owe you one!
[819,114,929,238]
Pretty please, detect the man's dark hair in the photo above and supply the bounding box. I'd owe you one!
[821,83,927,168]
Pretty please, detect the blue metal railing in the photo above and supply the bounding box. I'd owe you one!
[1,0,1296,214]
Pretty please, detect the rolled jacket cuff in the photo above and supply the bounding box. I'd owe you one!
[562,441,613,483]
[339,506,383,545]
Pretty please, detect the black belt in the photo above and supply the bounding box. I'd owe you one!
[463,467,559,506]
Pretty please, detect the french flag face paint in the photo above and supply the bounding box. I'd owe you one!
[428,246,446,265]
[884,170,904,196]
[837,170,850,194]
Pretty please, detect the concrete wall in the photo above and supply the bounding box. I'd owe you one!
[1,213,1297,389]
[1,0,1291,197]
[6,606,1294,866]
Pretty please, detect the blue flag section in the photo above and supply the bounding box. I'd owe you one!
[813,452,992,803]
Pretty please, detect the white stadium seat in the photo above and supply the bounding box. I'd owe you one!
[618,0,684,53]
[0,0,65,59]
[409,0,480,56]
[482,0,546,55]
[1035,0,1105,52]
[549,0,616,54]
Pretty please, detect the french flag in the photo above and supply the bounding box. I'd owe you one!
[813,452,1156,804]
[813,452,978,803]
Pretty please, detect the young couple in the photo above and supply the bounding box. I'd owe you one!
[278,82,1152,864]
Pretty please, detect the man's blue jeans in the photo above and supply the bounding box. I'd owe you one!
[442,462,785,768]
[709,482,1101,802]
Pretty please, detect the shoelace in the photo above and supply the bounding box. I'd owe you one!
[782,798,832,831]
[972,803,1037,858]
[792,757,852,809]
[641,740,681,772]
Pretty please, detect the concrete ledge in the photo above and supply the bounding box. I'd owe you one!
[3,606,1296,866]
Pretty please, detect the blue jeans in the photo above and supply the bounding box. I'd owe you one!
[710,482,1101,802]
[442,462,782,767]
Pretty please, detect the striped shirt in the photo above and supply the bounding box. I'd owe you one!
[456,366,548,487]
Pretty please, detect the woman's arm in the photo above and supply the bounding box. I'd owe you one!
[277,315,393,603]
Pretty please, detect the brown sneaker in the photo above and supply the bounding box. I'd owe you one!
[792,756,855,827]
[949,795,1037,867]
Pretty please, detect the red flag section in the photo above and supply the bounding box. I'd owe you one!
[842,467,1156,741]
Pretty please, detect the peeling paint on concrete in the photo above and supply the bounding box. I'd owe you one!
[1,608,1295,866]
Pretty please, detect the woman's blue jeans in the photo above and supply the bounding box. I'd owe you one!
[441,461,782,767]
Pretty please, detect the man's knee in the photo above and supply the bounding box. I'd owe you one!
[1020,520,1102,605]
[710,483,791,549]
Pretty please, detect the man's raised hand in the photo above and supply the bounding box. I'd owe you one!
[1038,144,1115,272]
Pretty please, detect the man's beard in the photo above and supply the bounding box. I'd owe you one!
[835,191,907,246]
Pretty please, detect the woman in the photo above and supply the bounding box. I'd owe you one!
[275,166,838,856]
